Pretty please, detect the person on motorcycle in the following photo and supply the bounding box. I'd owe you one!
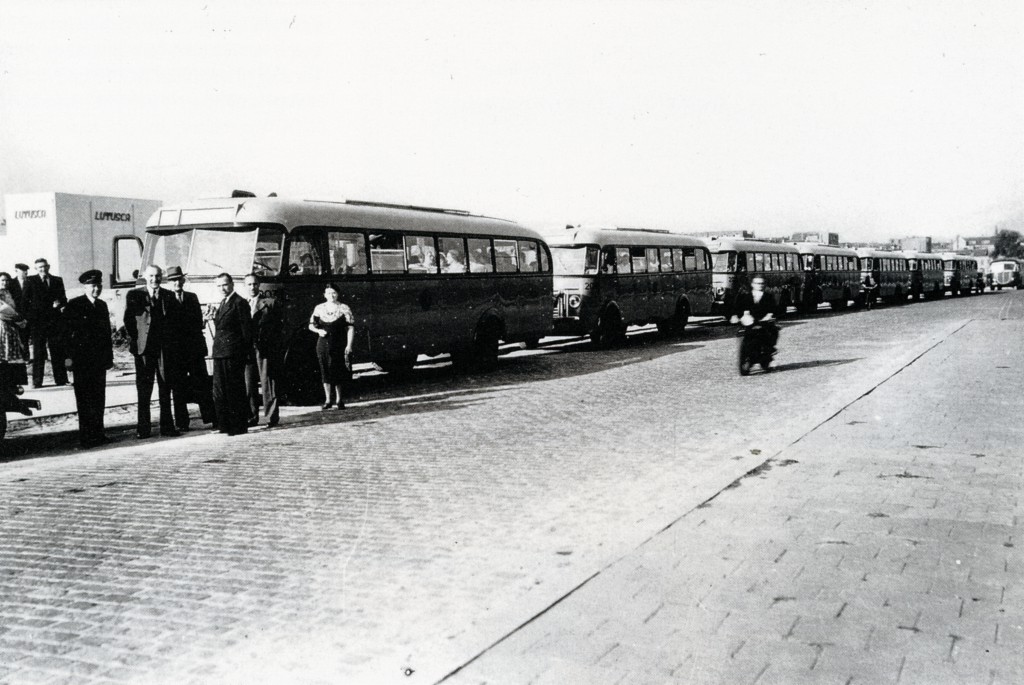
[731,276,779,354]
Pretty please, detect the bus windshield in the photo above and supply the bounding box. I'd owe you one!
[712,251,737,273]
[146,226,285,277]
[551,246,600,275]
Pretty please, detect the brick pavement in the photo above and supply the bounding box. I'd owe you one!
[449,315,1024,684]
[0,292,1017,684]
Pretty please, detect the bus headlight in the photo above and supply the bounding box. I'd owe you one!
[567,294,582,309]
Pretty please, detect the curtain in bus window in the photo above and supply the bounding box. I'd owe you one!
[630,247,648,273]
[539,244,551,273]
[252,228,284,276]
[327,230,368,275]
[467,238,493,273]
[493,239,519,273]
[407,235,440,274]
[672,248,685,272]
[683,248,697,271]
[518,240,540,272]
[745,253,755,271]
[615,247,631,273]
[660,248,673,272]
[438,236,467,273]
[369,233,406,273]
[646,248,660,272]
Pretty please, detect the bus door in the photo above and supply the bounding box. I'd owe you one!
[368,231,439,359]
[322,229,373,357]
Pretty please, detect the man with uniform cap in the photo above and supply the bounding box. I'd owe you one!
[8,264,31,356]
[62,270,114,448]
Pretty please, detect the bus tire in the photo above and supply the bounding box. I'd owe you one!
[592,307,624,349]
[657,300,690,336]
[0,411,6,442]
[523,336,540,350]
[379,356,417,376]
[454,317,502,371]
[829,298,847,311]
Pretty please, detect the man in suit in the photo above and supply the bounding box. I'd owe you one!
[242,273,282,428]
[165,266,216,431]
[22,257,68,388]
[9,263,31,356]
[123,264,180,439]
[62,270,114,448]
[210,272,253,436]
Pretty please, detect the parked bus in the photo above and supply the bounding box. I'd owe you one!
[548,227,712,346]
[142,193,553,400]
[940,254,979,296]
[906,252,944,300]
[794,243,860,312]
[707,238,802,317]
[987,258,1023,290]
[856,249,912,306]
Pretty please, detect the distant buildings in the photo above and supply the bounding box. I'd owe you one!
[791,231,839,246]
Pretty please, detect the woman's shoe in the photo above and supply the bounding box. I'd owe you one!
[321,403,333,411]
[334,402,345,410]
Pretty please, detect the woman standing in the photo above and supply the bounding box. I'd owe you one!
[0,272,28,363]
[308,283,355,409]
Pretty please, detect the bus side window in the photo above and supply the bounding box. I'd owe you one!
[660,248,673,272]
[683,248,697,271]
[615,247,631,273]
[630,247,648,273]
[467,237,494,273]
[646,248,660,272]
[438,236,467,273]
[369,232,407,273]
[493,239,519,273]
[701,249,711,270]
[601,246,617,273]
[327,230,367,275]
[539,244,551,273]
[252,228,284,276]
[518,240,540,272]
[407,235,439,274]
[287,230,325,275]
[672,248,684,272]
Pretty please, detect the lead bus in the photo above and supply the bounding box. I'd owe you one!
[793,243,860,312]
[143,194,554,401]
[548,227,713,346]
[707,238,803,317]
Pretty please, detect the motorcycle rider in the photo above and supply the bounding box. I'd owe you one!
[731,276,779,355]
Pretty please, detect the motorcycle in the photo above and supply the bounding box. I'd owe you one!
[0,361,41,441]
[737,314,776,376]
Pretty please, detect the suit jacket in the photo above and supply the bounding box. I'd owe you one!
[8,277,28,314]
[62,296,113,371]
[123,286,176,356]
[212,291,253,359]
[22,273,67,325]
[250,293,282,357]
[166,289,209,360]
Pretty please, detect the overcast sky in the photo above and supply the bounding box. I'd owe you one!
[1,0,1022,241]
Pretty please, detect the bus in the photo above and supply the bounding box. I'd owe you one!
[856,249,912,306]
[793,243,860,312]
[940,254,979,296]
[707,238,803,317]
[548,227,712,346]
[905,252,944,300]
[142,193,554,400]
[987,258,1023,290]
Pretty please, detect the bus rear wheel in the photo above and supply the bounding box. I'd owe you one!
[379,356,417,376]
[657,302,690,337]
[592,309,624,348]
[453,319,502,371]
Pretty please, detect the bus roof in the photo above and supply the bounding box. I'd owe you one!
[705,238,799,254]
[855,248,909,259]
[146,196,546,241]
[545,226,709,249]
[791,242,858,257]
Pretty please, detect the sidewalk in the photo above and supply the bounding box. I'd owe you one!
[5,370,143,436]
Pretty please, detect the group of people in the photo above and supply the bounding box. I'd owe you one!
[0,259,357,449]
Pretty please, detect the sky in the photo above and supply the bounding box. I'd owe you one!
[1,0,1022,242]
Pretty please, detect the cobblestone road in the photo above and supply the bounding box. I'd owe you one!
[0,291,1020,684]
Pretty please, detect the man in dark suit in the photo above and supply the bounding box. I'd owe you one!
[210,272,253,436]
[9,263,31,356]
[165,266,216,431]
[62,270,114,448]
[123,264,180,439]
[242,273,282,428]
[22,257,68,388]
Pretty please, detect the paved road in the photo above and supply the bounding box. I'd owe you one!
[0,291,1021,684]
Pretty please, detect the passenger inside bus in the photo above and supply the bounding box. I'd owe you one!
[443,250,466,273]
[469,249,490,272]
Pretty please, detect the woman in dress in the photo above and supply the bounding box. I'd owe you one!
[308,283,355,410]
[0,272,28,364]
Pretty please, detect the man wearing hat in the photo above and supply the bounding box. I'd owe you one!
[8,264,31,356]
[165,266,215,430]
[22,257,68,388]
[62,270,113,448]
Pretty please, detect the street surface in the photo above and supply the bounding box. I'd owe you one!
[0,290,1022,684]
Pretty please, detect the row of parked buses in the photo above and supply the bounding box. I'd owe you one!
[141,194,1004,401]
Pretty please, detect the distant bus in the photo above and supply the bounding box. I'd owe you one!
[708,238,803,317]
[940,255,979,296]
[794,243,860,312]
[856,249,912,306]
[143,194,553,400]
[987,258,1023,290]
[906,252,944,300]
[548,227,712,345]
